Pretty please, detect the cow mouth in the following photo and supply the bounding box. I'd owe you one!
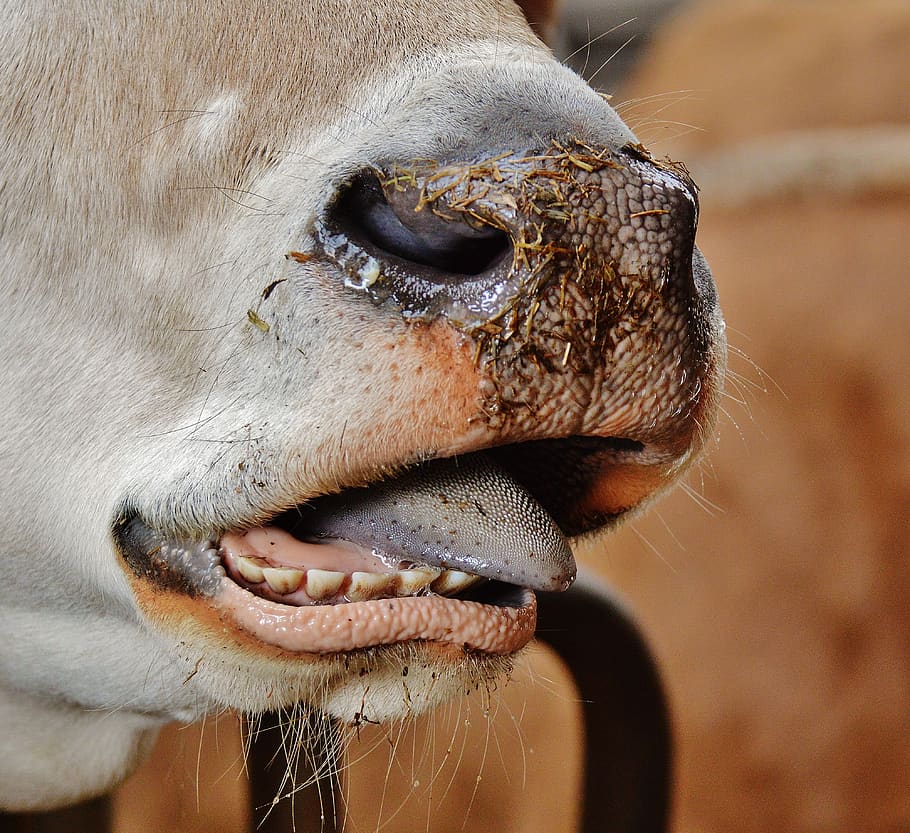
[115,436,645,657]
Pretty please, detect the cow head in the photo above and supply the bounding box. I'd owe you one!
[0,0,724,809]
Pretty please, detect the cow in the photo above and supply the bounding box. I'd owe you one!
[0,0,724,822]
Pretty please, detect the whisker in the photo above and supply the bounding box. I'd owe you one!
[679,480,724,516]
[564,16,637,64]
[587,34,637,87]
[629,522,679,574]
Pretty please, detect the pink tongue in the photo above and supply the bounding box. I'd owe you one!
[221,527,396,573]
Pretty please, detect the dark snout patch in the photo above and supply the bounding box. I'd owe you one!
[314,140,713,444]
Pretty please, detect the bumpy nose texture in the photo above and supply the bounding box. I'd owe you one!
[315,139,713,446]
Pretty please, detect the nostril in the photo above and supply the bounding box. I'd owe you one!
[330,173,511,277]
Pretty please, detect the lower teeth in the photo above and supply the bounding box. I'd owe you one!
[229,554,483,605]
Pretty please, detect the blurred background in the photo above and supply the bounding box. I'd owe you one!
[115,1,910,830]
[571,1,910,831]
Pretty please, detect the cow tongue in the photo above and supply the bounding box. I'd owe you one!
[294,453,575,592]
[228,453,576,595]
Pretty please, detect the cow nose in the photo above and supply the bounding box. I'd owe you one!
[314,142,703,332]
[307,141,720,531]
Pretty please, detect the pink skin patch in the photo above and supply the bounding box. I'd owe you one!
[214,526,537,654]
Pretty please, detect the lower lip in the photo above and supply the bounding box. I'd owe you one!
[213,577,537,655]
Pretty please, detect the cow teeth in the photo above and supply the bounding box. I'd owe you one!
[262,566,304,595]
[431,570,483,596]
[347,571,395,602]
[397,567,442,595]
[305,569,346,600]
[236,556,268,584]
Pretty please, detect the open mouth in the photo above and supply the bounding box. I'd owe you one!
[115,436,645,657]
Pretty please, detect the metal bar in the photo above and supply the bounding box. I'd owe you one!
[0,795,112,833]
[535,571,672,833]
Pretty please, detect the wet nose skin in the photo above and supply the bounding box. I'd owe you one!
[313,139,720,524]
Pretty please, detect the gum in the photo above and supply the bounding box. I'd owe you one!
[221,527,395,572]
